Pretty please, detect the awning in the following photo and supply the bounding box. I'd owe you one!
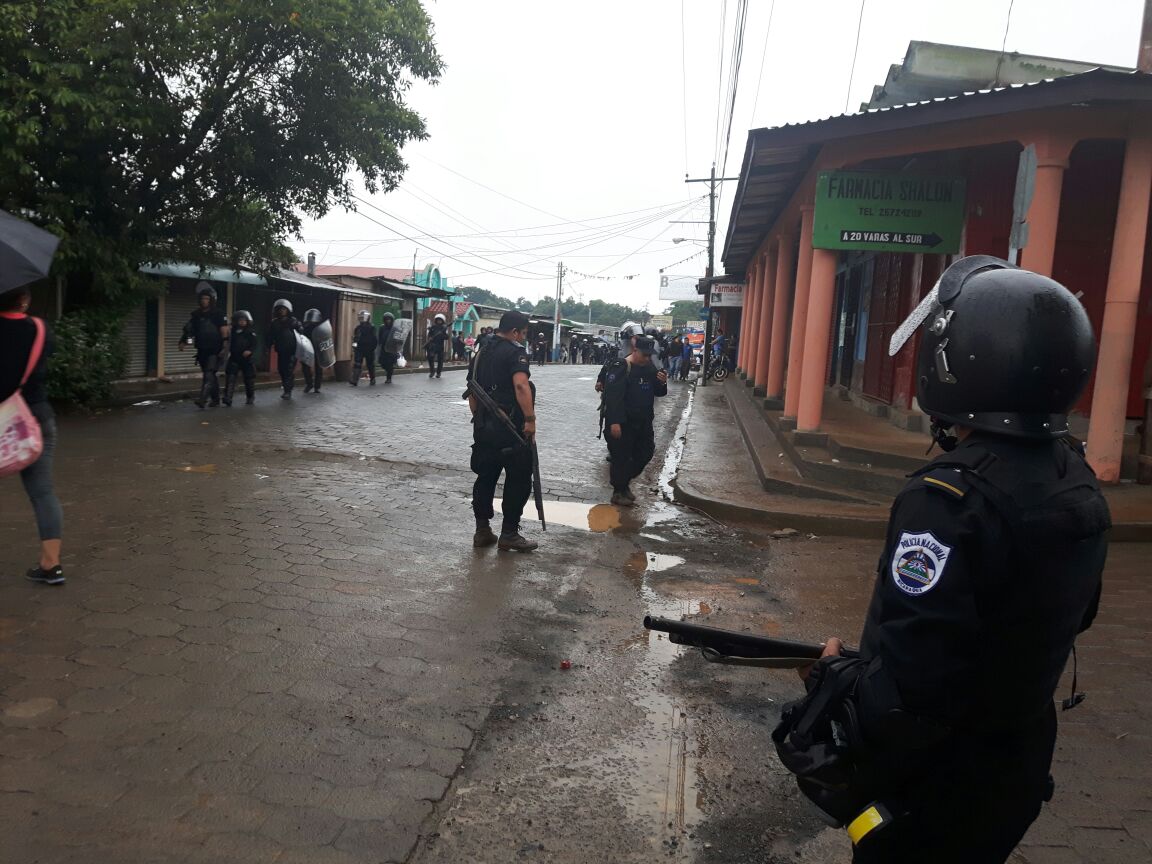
[139,262,266,285]
[721,68,1152,274]
[268,269,401,303]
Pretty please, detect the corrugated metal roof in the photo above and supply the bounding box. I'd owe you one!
[721,68,1152,274]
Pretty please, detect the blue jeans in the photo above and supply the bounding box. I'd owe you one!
[668,356,682,379]
[21,403,62,541]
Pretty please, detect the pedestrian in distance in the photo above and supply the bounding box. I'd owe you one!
[467,310,539,553]
[425,313,449,378]
[377,312,398,383]
[179,281,229,409]
[0,285,65,585]
[452,332,467,362]
[349,309,378,386]
[776,257,1109,864]
[533,331,548,367]
[668,332,684,381]
[679,338,692,380]
[600,334,668,505]
[223,310,257,406]
[267,298,301,400]
[300,308,325,394]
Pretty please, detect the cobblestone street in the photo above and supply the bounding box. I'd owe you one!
[2,366,1150,863]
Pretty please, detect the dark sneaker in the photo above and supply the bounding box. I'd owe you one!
[304,384,313,394]
[27,565,65,586]
[194,399,206,409]
[281,391,292,400]
[498,533,538,553]
[245,397,255,405]
[473,527,498,548]
[610,491,635,507]
[222,398,232,407]
[349,380,358,387]
[369,379,376,386]
[208,400,220,408]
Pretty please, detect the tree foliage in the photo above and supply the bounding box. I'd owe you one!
[0,0,442,305]
[663,300,701,325]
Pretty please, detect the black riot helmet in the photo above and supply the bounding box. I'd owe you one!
[303,308,323,324]
[382,312,394,323]
[231,310,253,326]
[272,298,293,315]
[898,256,1095,440]
[195,281,217,303]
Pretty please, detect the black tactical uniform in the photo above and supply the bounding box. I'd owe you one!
[224,311,258,406]
[377,316,398,383]
[267,301,300,399]
[301,310,324,393]
[180,283,228,408]
[601,337,667,504]
[425,319,449,378]
[772,257,1109,864]
[468,334,535,548]
[350,317,378,386]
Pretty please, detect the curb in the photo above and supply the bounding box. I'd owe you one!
[103,364,469,408]
[671,477,889,539]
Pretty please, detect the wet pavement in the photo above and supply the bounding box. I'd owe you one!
[2,366,1149,862]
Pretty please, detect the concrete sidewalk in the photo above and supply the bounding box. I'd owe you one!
[675,382,1152,540]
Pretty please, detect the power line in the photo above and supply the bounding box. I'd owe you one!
[844,0,867,114]
[750,0,777,128]
[713,0,728,167]
[681,0,690,176]
[994,0,1017,86]
[719,0,751,178]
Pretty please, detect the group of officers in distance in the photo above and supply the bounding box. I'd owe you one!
[179,280,465,407]
[467,258,1113,864]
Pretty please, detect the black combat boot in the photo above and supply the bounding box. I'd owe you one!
[497,531,538,552]
[473,521,498,548]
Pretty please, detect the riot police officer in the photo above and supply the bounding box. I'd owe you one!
[600,334,668,505]
[350,309,378,386]
[267,299,300,399]
[467,310,538,553]
[377,312,399,383]
[300,308,325,394]
[223,310,257,406]
[774,257,1109,863]
[426,312,450,378]
[178,281,229,409]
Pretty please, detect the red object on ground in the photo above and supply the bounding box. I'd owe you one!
[560,660,572,670]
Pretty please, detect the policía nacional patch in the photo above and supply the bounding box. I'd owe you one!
[890,531,952,596]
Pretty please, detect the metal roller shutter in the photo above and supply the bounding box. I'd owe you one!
[122,302,149,378]
[162,289,201,376]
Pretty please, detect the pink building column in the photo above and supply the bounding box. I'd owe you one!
[1087,123,1152,482]
[783,206,816,419]
[737,261,754,373]
[753,250,776,394]
[742,261,764,383]
[796,249,839,432]
[1019,138,1073,277]
[767,233,794,399]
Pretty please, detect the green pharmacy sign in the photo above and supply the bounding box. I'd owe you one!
[813,171,966,254]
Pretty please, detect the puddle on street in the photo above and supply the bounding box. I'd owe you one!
[175,464,217,473]
[624,551,686,575]
[495,499,623,532]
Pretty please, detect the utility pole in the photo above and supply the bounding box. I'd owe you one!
[1141,0,1152,72]
[685,163,738,386]
[553,261,566,362]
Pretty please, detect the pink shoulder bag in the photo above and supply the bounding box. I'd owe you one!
[0,316,47,477]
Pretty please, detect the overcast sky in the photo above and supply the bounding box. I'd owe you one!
[296,0,1144,313]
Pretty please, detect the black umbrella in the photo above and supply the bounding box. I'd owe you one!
[0,208,60,294]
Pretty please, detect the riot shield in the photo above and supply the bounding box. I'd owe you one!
[311,319,336,368]
[295,331,316,368]
[385,318,413,355]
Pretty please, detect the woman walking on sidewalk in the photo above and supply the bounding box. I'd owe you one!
[0,286,64,585]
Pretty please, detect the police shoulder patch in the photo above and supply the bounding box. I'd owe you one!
[890,531,952,596]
